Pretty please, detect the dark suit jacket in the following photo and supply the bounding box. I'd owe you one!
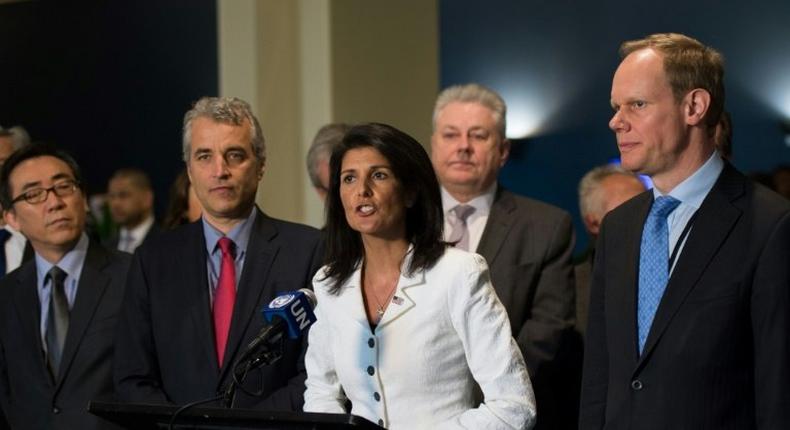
[0,241,132,430]
[580,163,790,429]
[114,209,323,411]
[104,222,160,252]
[476,186,578,429]
[573,248,594,340]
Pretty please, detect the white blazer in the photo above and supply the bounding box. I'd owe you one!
[304,247,536,429]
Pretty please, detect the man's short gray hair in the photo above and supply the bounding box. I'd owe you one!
[578,164,641,218]
[306,123,351,188]
[182,97,265,164]
[432,83,507,139]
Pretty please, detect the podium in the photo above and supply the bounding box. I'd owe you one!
[88,401,381,430]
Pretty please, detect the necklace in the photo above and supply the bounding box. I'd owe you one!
[370,281,399,321]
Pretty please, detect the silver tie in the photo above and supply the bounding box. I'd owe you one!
[448,205,476,251]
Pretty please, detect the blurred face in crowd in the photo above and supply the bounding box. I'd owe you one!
[4,156,87,263]
[0,137,14,166]
[107,176,153,228]
[431,101,510,201]
[584,174,646,237]
[340,146,408,241]
[186,117,263,231]
[314,157,331,202]
[609,49,695,190]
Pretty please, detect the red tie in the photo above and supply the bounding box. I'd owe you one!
[214,237,236,367]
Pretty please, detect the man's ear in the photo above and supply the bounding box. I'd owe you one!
[499,138,511,167]
[257,160,266,181]
[4,208,20,232]
[583,213,601,236]
[144,190,154,209]
[683,88,711,127]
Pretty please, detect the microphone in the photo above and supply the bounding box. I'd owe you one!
[224,289,317,407]
[234,288,317,367]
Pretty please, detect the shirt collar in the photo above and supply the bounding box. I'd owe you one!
[35,232,90,282]
[653,151,724,209]
[120,214,155,242]
[202,206,257,256]
[440,182,497,216]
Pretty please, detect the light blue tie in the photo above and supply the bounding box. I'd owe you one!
[637,195,681,353]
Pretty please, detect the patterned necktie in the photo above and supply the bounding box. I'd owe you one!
[0,229,11,277]
[214,237,237,367]
[45,266,69,379]
[637,196,681,353]
[448,205,476,251]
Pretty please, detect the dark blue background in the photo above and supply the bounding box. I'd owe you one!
[439,0,790,253]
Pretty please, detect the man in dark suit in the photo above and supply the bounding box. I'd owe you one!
[430,83,578,429]
[105,168,160,253]
[580,33,790,429]
[0,144,131,429]
[114,97,323,411]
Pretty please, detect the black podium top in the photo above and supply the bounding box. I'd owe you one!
[88,401,382,430]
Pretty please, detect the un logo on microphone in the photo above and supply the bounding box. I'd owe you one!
[268,294,295,309]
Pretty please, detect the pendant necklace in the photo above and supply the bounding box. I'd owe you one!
[370,278,399,322]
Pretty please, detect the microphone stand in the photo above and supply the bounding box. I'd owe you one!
[222,334,286,408]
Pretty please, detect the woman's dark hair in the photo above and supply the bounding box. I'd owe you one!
[162,168,191,229]
[322,122,446,293]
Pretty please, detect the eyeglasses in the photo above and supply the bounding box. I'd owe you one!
[11,180,81,205]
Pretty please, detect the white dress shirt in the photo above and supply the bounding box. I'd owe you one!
[305,247,535,429]
[440,184,497,253]
[2,224,26,274]
[653,151,724,274]
[117,215,155,253]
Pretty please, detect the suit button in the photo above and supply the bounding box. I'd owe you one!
[631,379,643,390]
[378,419,384,426]
[374,392,381,401]
[367,366,375,376]
[52,407,60,414]
[368,338,375,348]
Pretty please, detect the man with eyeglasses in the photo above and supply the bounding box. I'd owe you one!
[0,144,131,429]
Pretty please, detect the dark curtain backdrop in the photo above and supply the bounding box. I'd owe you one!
[0,0,218,216]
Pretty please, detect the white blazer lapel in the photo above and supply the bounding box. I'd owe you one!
[334,268,371,331]
[377,268,424,329]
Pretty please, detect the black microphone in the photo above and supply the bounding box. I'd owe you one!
[234,288,317,366]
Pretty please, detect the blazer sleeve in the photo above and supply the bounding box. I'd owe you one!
[113,251,171,404]
[303,298,347,414]
[443,254,536,430]
[516,211,576,377]
[579,222,609,429]
[752,210,790,428]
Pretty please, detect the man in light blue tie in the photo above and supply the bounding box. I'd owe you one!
[580,33,790,429]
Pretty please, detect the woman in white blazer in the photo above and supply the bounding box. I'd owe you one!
[303,123,535,429]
